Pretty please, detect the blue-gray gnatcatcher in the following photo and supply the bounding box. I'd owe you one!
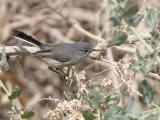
[11,31,99,72]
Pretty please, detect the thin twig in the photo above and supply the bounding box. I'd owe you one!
[73,24,106,42]
[0,46,40,55]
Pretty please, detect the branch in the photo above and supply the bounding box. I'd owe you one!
[1,46,40,55]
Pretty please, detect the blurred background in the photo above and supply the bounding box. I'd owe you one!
[0,0,160,120]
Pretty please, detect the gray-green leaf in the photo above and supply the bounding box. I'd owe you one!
[89,87,103,107]
[146,8,159,28]
[104,92,121,106]
[126,95,142,119]
[108,32,128,47]
[140,80,155,104]
[21,111,34,118]
[103,106,129,120]
[134,49,150,74]
[128,14,144,27]
[8,87,22,100]
[82,109,95,120]
[116,0,128,8]
[123,4,139,19]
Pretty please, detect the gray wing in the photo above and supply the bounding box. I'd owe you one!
[51,54,71,62]
[34,49,71,62]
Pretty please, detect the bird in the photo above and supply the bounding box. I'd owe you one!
[11,30,99,73]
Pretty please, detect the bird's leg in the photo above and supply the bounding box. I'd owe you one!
[48,66,59,73]
[67,67,75,77]
[66,67,71,76]
[48,66,67,77]
[64,67,77,82]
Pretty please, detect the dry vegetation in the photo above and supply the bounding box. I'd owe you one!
[0,0,160,120]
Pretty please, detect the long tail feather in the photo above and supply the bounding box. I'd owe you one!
[11,30,42,47]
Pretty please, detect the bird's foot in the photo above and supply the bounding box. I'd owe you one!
[48,66,67,77]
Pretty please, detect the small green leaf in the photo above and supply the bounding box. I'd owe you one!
[123,4,139,19]
[126,95,142,119]
[110,16,122,26]
[128,14,144,27]
[134,49,150,74]
[0,47,9,71]
[21,111,34,118]
[103,106,128,120]
[8,87,21,100]
[150,31,160,48]
[89,87,103,107]
[108,32,128,46]
[151,30,160,39]
[104,92,121,106]
[82,109,95,120]
[116,0,128,8]
[146,8,159,28]
[140,108,160,120]
[109,6,123,27]
[140,80,155,104]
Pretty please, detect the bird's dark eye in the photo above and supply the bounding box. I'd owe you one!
[84,49,89,52]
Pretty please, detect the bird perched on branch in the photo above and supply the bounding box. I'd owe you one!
[11,30,100,74]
